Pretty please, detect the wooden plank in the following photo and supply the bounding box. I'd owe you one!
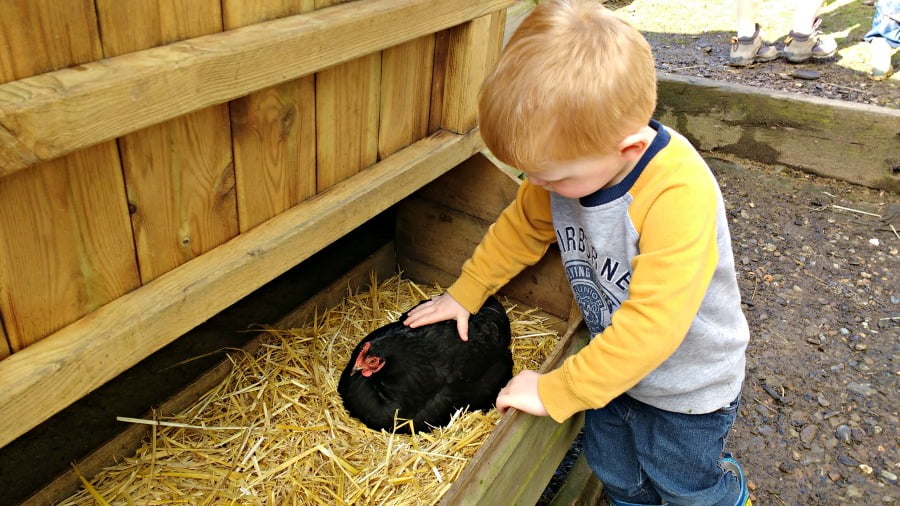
[396,197,572,318]
[0,143,140,350]
[416,152,519,222]
[224,1,317,232]
[313,0,393,189]
[396,198,487,277]
[96,0,238,283]
[222,0,315,26]
[428,30,450,134]
[20,243,396,506]
[120,108,238,282]
[0,0,101,83]
[656,73,900,193]
[0,1,139,351]
[440,322,589,505]
[315,53,381,191]
[0,0,515,176]
[436,10,507,133]
[547,452,605,506]
[95,0,222,56]
[378,35,435,159]
[398,152,572,317]
[0,128,485,448]
[230,79,316,231]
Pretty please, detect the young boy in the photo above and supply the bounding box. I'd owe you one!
[404,1,751,505]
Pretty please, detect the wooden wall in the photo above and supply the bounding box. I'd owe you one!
[0,0,512,448]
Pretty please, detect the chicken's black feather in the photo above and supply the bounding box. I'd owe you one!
[338,296,513,433]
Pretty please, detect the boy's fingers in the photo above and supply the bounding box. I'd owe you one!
[457,318,469,342]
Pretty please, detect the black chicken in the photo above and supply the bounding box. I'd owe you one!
[338,295,513,433]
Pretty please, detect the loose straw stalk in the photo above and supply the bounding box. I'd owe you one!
[60,275,562,505]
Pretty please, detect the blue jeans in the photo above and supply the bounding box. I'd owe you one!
[582,393,743,506]
[864,0,900,47]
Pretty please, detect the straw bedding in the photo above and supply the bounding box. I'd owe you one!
[60,275,562,505]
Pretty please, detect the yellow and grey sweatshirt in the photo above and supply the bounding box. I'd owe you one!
[447,121,750,423]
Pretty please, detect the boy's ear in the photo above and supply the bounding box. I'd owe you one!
[617,132,649,162]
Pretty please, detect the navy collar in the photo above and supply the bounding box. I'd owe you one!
[578,119,670,207]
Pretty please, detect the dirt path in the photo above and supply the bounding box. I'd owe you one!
[710,155,898,505]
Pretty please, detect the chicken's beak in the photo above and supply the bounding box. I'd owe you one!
[352,342,372,376]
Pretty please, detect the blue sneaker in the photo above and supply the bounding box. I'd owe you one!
[721,453,752,506]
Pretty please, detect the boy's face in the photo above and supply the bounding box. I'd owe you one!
[526,151,633,199]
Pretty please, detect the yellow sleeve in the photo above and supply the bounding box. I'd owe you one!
[447,179,557,313]
[538,173,720,422]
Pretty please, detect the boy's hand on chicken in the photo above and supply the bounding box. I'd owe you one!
[496,370,549,417]
[403,292,471,341]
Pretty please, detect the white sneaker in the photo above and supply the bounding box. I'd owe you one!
[870,37,894,80]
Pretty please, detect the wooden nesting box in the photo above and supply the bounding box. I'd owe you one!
[0,0,591,503]
[50,153,589,505]
[0,0,515,448]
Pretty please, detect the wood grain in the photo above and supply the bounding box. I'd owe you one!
[96,0,238,283]
[0,144,140,350]
[0,128,485,448]
[120,108,239,282]
[315,53,382,191]
[223,0,315,27]
[0,0,515,175]
[0,0,139,351]
[95,0,222,56]
[378,35,435,159]
[436,10,506,134]
[224,0,317,232]
[0,0,101,83]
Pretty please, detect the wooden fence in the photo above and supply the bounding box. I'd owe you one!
[0,0,512,448]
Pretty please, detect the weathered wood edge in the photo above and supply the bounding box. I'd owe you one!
[0,0,514,175]
[546,452,605,506]
[21,244,398,506]
[656,72,900,193]
[0,128,484,448]
[439,320,589,505]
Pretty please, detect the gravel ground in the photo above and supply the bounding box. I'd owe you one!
[713,155,898,505]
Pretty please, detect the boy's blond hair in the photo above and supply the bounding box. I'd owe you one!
[479,0,657,171]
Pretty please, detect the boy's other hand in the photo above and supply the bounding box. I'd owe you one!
[496,370,549,417]
[403,292,471,341]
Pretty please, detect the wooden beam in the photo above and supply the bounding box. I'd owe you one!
[656,72,900,193]
[0,0,514,176]
[0,128,485,449]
